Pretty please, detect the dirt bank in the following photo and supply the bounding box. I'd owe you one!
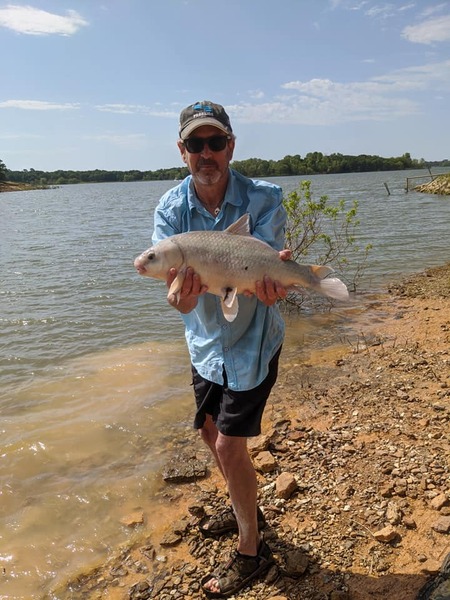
[0,181,50,192]
[57,264,450,600]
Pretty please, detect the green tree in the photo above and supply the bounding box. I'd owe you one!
[0,159,7,182]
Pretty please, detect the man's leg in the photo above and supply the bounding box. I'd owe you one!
[199,418,259,553]
[200,429,260,595]
[215,432,259,555]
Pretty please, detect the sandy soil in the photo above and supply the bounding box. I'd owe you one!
[59,264,450,600]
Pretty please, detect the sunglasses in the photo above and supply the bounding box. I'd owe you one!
[183,135,230,154]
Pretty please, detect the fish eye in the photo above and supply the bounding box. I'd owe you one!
[147,250,155,261]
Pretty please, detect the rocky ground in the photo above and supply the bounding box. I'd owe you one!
[57,264,450,600]
[414,174,450,195]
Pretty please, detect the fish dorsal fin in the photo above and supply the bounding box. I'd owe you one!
[220,287,239,322]
[224,214,251,236]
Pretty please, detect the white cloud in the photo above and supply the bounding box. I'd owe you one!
[331,1,414,17]
[247,90,265,100]
[365,4,398,19]
[95,104,138,115]
[95,104,178,118]
[228,59,450,126]
[402,14,450,43]
[82,133,148,148]
[374,59,450,90]
[0,100,80,110]
[0,4,88,36]
[421,3,448,18]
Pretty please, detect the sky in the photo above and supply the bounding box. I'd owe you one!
[0,0,449,172]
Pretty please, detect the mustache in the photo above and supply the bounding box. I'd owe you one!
[197,159,218,168]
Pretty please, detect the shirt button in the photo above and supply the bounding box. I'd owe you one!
[224,346,229,352]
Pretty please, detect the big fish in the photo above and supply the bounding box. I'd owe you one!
[134,214,349,322]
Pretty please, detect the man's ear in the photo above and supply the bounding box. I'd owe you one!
[227,137,235,162]
[177,140,187,164]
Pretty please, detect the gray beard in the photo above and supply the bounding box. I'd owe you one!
[193,169,222,186]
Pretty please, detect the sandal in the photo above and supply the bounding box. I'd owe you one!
[201,536,275,597]
[199,505,266,538]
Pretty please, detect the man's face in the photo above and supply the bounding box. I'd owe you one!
[178,125,235,186]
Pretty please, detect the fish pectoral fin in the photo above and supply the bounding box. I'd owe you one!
[167,272,185,304]
[221,287,239,322]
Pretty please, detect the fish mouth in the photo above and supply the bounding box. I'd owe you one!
[134,260,147,275]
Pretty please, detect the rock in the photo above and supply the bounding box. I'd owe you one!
[159,531,182,547]
[248,433,272,454]
[162,455,207,483]
[172,518,190,535]
[373,524,399,543]
[386,501,402,525]
[275,472,298,499]
[415,175,450,195]
[403,515,417,529]
[120,510,144,528]
[432,516,450,534]
[284,548,309,577]
[187,502,205,517]
[430,493,449,511]
[379,482,394,498]
[254,451,278,473]
[129,580,152,599]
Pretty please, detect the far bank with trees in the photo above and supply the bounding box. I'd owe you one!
[2,152,449,189]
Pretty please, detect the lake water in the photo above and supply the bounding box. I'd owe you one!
[1,170,449,598]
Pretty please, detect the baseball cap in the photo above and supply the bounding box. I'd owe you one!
[179,101,233,140]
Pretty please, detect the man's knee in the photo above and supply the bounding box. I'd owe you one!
[199,415,218,447]
[215,434,248,464]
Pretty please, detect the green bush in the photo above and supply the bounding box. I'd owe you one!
[282,180,371,308]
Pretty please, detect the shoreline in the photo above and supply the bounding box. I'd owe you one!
[58,264,450,599]
[0,181,51,192]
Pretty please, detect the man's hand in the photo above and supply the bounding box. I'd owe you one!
[166,267,208,313]
[244,249,291,306]
[254,276,287,306]
[279,249,292,261]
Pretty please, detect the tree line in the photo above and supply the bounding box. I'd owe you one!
[2,153,449,187]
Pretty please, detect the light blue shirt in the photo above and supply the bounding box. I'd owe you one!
[152,168,286,391]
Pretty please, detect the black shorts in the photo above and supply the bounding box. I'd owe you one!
[191,346,282,438]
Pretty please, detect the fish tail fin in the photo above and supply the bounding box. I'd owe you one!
[315,276,349,301]
[290,264,349,301]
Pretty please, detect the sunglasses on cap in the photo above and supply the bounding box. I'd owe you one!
[182,135,231,154]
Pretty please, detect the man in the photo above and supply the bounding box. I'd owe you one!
[152,100,289,597]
